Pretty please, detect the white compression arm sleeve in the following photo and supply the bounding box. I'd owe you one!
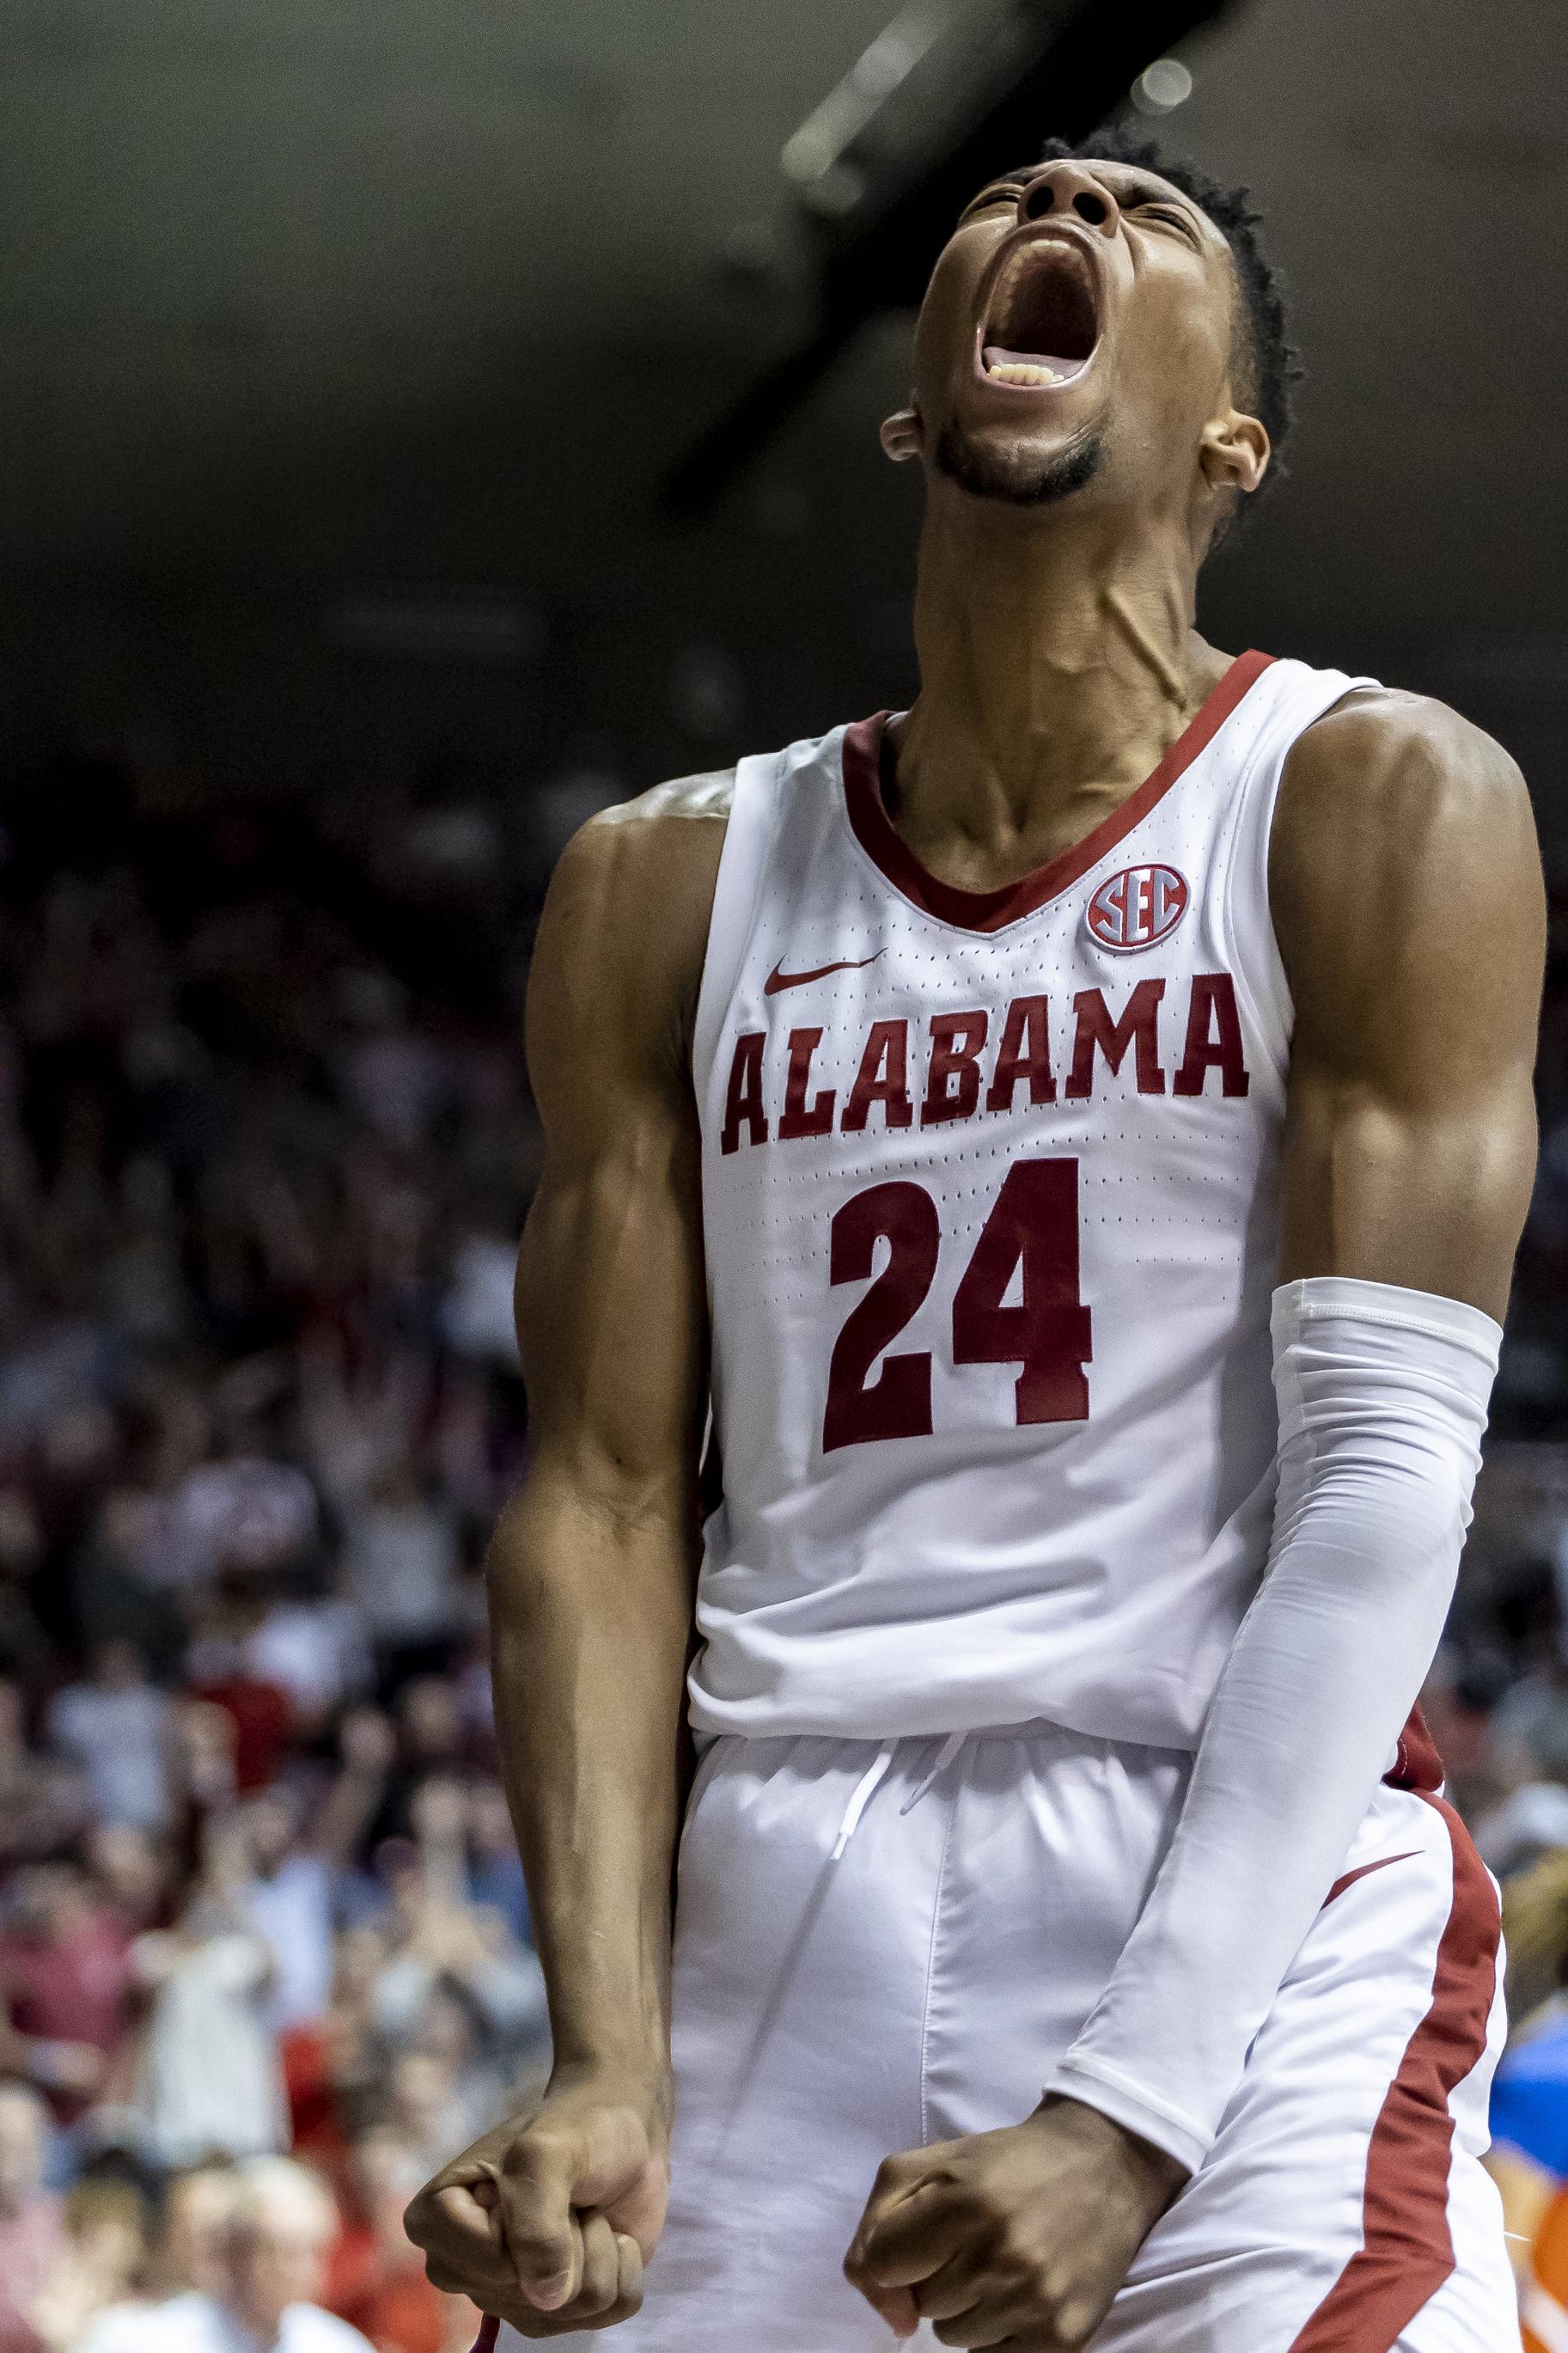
[1043,1274,1501,2175]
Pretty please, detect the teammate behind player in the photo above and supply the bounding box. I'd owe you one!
[407,128,1543,2352]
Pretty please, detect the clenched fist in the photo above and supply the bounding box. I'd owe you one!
[404,2070,672,2338]
[844,2096,1187,2348]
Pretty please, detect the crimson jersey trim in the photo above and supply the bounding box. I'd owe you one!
[840,647,1277,937]
[1286,1794,1499,2352]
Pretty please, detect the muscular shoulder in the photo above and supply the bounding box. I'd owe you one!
[528,770,732,1105]
[1272,685,1537,960]
[553,768,730,939]
[595,767,735,829]
[1273,686,1531,921]
[1272,684,1542,1083]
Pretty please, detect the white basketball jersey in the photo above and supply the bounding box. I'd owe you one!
[688,651,1376,1751]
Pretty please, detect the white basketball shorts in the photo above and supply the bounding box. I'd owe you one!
[503,1722,1518,2353]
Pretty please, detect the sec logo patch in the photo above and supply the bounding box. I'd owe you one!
[1084,863,1189,953]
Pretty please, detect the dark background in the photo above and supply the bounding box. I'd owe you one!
[3,0,1564,816]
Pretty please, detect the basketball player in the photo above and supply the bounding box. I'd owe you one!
[406,130,1544,2351]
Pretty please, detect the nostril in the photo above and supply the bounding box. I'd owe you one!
[1021,182,1055,221]
[1073,192,1108,226]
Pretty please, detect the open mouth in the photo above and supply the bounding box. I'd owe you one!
[979,238,1099,388]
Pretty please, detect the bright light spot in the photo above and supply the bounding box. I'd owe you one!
[798,161,867,217]
[782,125,834,180]
[781,1,948,185]
[854,26,918,99]
[1131,57,1193,114]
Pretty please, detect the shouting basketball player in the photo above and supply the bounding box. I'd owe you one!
[406,130,1543,2352]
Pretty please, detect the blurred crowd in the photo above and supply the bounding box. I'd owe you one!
[0,755,581,2351]
[2,747,1568,2345]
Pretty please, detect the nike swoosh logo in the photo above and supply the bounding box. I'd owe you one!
[1323,1850,1421,1907]
[764,952,884,996]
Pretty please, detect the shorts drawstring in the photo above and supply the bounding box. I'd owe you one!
[830,1731,967,1860]
[831,1739,897,1859]
[900,1729,967,1816]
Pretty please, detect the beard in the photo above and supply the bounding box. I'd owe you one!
[933,419,1106,508]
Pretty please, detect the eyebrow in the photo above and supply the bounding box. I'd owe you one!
[1120,178,1205,220]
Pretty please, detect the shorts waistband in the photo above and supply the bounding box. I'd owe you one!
[692,1716,1192,1759]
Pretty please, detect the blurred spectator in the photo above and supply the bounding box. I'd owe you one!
[294,1336,428,1522]
[280,1927,387,2165]
[375,1682,468,1849]
[1475,1780,1568,1882]
[27,2175,151,2352]
[1495,1649,1568,1788]
[1473,1614,1568,1878]
[1487,1856,1568,2350]
[440,1232,521,1366]
[379,2052,473,2188]
[327,2128,479,2353]
[184,1670,290,1800]
[237,1709,394,2033]
[0,1864,133,2122]
[128,1821,288,2167]
[339,991,448,1154]
[164,1455,320,1598]
[46,1642,174,1834]
[395,1682,467,1781]
[149,2164,241,2300]
[0,1684,91,1868]
[76,2155,372,2351]
[371,1780,546,2122]
[339,1467,462,1670]
[0,1496,51,1683]
[0,2081,64,2353]
[465,1782,529,1947]
[64,1494,182,1677]
[83,1826,178,1940]
[241,1597,371,1735]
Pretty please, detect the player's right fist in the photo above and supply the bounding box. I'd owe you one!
[404,2073,672,2338]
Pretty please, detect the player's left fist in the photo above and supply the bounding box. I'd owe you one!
[844,2096,1187,2348]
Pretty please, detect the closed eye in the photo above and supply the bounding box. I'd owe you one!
[1132,200,1201,244]
[961,184,1022,222]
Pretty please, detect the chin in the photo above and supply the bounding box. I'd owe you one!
[933,418,1107,509]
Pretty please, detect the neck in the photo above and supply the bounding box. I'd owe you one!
[895,482,1225,873]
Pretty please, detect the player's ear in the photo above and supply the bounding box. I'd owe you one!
[1199,407,1269,498]
[880,406,924,463]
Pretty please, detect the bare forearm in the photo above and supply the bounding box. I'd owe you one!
[404,798,717,2328]
[487,1474,695,2088]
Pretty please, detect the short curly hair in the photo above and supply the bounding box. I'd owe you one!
[1038,125,1300,488]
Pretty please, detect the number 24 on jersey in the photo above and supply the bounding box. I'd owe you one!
[823,1156,1092,1452]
